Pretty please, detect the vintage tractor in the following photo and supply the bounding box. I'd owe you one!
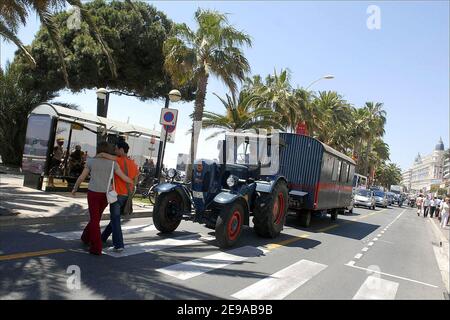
[152,133,289,248]
[152,132,355,248]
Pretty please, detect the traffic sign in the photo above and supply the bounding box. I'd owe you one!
[161,124,176,143]
[160,108,178,127]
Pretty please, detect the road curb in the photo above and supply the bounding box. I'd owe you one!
[0,209,153,227]
[428,218,449,296]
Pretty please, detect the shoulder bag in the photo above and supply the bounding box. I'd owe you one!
[106,162,118,204]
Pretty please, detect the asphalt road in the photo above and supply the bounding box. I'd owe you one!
[0,205,447,300]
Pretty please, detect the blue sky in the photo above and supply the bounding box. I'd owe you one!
[1,1,449,170]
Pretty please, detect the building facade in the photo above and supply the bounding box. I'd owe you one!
[402,138,445,192]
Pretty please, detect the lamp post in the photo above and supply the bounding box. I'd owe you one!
[305,74,335,90]
[154,89,181,181]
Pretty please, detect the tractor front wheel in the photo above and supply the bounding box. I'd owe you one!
[253,181,288,238]
[215,202,245,248]
[153,191,183,233]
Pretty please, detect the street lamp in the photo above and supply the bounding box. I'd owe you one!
[155,89,181,181]
[305,74,335,90]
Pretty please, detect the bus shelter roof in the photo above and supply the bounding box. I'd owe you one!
[31,103,160,139]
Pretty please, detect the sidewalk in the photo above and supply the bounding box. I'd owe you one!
[0,174,153,227]
[428,215,449,297]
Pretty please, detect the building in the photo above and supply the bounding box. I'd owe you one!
[402,138,445,192]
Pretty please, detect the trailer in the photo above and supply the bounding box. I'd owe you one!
[152,132,356,248]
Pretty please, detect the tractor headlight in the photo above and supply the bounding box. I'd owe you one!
[226,175,239,188]
[168,168,177,179]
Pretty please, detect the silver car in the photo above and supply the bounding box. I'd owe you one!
[354,189,376,210]
[373,190,388,208]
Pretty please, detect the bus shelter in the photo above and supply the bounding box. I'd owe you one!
[22,103,160,191]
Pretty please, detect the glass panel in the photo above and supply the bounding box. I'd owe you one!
[22,114,53,174]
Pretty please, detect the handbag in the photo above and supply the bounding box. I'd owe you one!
[106,162,118,204]
[122,158,134,215]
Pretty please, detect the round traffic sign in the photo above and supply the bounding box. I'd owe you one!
[164,125,175,133]
[163,112,174,123]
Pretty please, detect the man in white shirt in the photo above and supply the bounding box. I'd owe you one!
[429,197,436,218]
[423,196,431,217]
[435,198,442,219]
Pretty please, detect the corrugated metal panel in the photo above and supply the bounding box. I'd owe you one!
[278,133,324,208]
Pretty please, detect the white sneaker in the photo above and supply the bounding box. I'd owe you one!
[113,247,124,253]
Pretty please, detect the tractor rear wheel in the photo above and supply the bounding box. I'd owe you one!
[153,191,182,233]
[253,181,288,238]
[215,202,245,248]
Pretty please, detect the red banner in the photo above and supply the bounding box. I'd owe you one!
[296,122,309,135]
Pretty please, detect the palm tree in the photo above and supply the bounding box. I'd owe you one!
[163,9,252,179]
[202,91,283,139]
[0,0,117,84]
[361,102,387,177]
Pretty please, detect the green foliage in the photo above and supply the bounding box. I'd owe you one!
[13,0,196,100]
[374,163,402,189]
[0,63,56,165]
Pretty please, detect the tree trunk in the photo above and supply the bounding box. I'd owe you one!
[185,73,209,181]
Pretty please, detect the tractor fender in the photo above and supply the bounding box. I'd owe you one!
[213,192,250,225]
[154,183,191,212]
[255,176,288,194]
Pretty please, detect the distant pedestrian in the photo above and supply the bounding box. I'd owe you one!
[416,194,423,216]
[435,197,442,219]
[440,198,449,228]
[423,196,430,217]
[71,141,133,255]
[98,141,139,252]
[429,197,436,218]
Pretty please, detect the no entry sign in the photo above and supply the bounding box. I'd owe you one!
[160,108,178,127]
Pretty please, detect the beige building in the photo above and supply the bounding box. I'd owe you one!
[402,138,445,192]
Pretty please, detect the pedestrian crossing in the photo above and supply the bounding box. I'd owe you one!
[40,223,405,299]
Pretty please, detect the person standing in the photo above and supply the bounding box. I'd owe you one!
[71,141,133,255]
[99,141,139,252]
[429,197,436,218]
[434,197,441,219]
[416,194,424,216]
[48,137,65,187]
[423,195,430,217]
[440,198,449,228]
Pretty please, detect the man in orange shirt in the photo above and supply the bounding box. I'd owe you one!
[99,141,138,252]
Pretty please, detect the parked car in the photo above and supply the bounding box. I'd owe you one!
[354,188,376,210]
[373,190,388,208]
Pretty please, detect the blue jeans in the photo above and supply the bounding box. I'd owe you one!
[101,195,128,249]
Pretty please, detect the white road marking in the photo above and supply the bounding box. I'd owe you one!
[105,234,205,258]
[354,253,363,259]
[347,261,356,266]
[231,259,327,300]
[156,246,269,280]
[353,276,399,300]
[373,238,378,241]
[368,242,374,246]
[377,234,382,237]
[362,247,369,252]
[41,224,156,241]
[346,264,439,288]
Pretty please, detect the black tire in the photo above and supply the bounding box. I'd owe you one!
[331,210,338,221]
[215,202,245,248]
[153,191,182,233]
[253,181,289,238]
[297,210,311,227]
[348,208,353,214]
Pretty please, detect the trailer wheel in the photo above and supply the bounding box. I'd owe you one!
[253,181,288,238]
[153,191,182,233]
[215,202,244,248]
[297,210,311,227]
[331,210,338,221]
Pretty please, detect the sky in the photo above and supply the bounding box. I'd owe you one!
[1,0,449,171]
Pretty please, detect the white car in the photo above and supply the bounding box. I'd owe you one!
[354,189,376,210]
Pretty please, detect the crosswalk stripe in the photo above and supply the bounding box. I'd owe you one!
[105,234,205,257]
[352,276,399,300]
[156,246,269,280]
[41,224,156,241]
[231,259,327,300]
